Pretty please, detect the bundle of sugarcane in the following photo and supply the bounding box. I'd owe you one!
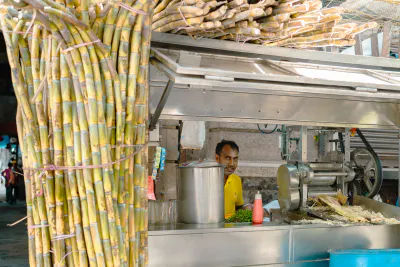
[261,3,378,48]
[152,0,377,49]
[152,0,276,35]
[0,0,158,265]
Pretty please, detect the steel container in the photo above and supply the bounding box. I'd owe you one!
[177,165,225,224]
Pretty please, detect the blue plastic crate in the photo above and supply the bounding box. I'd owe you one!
[329,249,400,267]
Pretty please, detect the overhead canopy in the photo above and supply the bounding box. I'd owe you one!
[150,33,400,129]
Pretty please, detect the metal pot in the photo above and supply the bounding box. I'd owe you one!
[177,165,225,224]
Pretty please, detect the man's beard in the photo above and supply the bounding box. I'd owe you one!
[225,167,236,175]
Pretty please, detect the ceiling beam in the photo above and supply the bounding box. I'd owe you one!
[381,21,392,57]
[371,33,379,57]
[355,35,363,55]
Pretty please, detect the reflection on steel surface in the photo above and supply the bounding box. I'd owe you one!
[148,223,400,267]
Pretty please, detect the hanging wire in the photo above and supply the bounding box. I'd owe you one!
[257,124,278,134]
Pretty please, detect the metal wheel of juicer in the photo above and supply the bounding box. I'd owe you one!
[349,148,383,199]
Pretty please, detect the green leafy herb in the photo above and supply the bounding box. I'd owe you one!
[225,209,253,223]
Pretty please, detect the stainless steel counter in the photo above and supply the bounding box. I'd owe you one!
[148,222,400,267]
[148,196,400,266]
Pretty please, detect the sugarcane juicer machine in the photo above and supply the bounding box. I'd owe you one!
[278,126,383,212]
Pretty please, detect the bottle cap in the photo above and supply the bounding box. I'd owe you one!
[255,191,262,200]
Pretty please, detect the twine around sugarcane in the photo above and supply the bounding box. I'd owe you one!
[23,144,146,172]
[0,30,34,35]
[61,39,101,53]
[115,2,148,15]
[23,9,36,39]
[28,224,50,229]
[52,233,76,241]
[49,249,74,267]
[31,73,47,104]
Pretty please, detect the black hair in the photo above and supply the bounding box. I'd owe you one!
[8,163,12,168]
[215,140,239,156]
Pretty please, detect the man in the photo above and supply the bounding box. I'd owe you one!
[10,162,20,204]
[2,163,13,204]
[215,140,244,219]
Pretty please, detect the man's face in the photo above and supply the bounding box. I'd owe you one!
[216,145,239,175]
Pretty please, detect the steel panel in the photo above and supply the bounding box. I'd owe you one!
[151,32,400,71]
[150,86,400,129]
[150,60,400,101]
[148,223,400,267]
[148,229,291,267]
[151,48,400,91]
[292,225,400,262]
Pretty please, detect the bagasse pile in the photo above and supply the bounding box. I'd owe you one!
[152,0,378,48]
[0,0,158,265]
[310,195,400,225]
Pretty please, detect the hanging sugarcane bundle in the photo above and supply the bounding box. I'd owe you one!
[152,0,377,49]
[0,0,158,265]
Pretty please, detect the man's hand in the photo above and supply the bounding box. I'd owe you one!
[243,204,252,210]
[242,204,269,218]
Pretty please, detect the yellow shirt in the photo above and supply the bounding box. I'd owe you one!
[224,174,244,219]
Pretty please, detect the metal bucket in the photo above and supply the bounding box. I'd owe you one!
[177,165,225,224]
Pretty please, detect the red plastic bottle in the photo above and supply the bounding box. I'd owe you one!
[252,191,263,225]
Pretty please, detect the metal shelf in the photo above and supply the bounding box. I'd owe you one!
[150,33,400,130]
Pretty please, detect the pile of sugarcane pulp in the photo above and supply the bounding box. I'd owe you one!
[0,0,158,265]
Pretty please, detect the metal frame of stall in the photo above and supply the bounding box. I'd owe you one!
[147,33,400,267]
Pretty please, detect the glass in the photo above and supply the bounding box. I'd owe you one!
[149,201,156,224]
[169,200,178,224]
[154,201,161,224]
[159,201,170,224]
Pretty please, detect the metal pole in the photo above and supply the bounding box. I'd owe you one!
[344,128,351,164]
[398,131,400,205]
[313,172,348,177]
[149,79,175,131]
[300,126,307,162]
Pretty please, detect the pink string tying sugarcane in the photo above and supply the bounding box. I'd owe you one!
[28,224,50,229]
[23,9,36,39]
[23,145,145,172]
[1,30,34,35]
[52,233,76,242]
[61,40,101,53]
[304,1,310,12]
[31,73,47,104]
[241,36,262,47]
[49,249,74,267]
[116,2,147,15]
[110,144,141,148]
[57,251,72,267]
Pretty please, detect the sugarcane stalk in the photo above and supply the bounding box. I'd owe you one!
[65,23,114,267]
[204,5,227,21]
[126,3,149,263]
[152,12,196,30]
[16,107,37,267]
[221,8,265,27]
[154,0,173,14]
[82,28,122,267]
[60,50,89,267]
[154,16,205,32]
[228,0,246,9]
